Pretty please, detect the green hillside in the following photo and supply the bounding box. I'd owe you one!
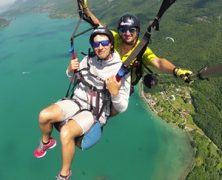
[0,18,10,27]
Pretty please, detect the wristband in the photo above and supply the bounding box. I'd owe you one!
[173,67,180,77]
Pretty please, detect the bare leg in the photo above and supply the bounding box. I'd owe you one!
[59,120,83,176]
[39,104,64,143]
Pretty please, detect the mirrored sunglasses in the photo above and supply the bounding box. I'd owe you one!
[119,27,137,34]
[92,40,110,48]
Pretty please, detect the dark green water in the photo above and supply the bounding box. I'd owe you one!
[0,13,193,180]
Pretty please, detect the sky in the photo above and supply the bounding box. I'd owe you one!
[0,0,17,13]
[0,0,16,8]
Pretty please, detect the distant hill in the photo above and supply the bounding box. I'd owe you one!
[2,0,75,18]
[0,17,10,28]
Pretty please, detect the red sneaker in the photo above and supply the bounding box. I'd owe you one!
[34,138,56,158]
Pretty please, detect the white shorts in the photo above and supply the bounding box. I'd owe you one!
[55,99,94,134]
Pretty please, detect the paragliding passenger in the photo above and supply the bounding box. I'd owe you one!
[34,27,131,180]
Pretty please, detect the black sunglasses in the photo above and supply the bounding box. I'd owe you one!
[119,27,137,34]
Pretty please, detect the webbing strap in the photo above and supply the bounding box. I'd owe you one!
[78,72,106,92]
[95,91,100,119]
[66,2,84,97]
[130,42,156,86]
[90,90,94,111]
[156,0,176,19]
[120,0,177,71]
[123,32,151,67]
[96,90,110,120]
[72,26,95,39]
[65,73,79,98]
[70,17,82,43]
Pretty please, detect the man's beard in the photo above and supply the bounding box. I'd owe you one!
[122,37,136,46]
[124,40,135,46]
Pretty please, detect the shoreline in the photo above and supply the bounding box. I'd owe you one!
[139,82,195,179]
[0,18,11,28]
[139,81,222,179]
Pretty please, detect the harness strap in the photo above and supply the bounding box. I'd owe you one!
[78,72,106,92]
[65,72,111,121]
[65,73,80,98]
[115,0,177,81]
[97,96,109,120]
[131,44,148,86]
[95,91,100,119]
[89,84,111,121]
[89,90,94,111]
[65,53,112,121]
[54,98,83,131]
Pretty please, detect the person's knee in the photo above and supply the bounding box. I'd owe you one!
[60,121,82,145]
[39,108,54,124]
[39,109,49,124]
[60,125,74,145]
[39,104,63,124]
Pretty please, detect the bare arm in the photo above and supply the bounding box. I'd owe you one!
[79,0,103,26]
[151,57,176,74]
[151,57,193,83]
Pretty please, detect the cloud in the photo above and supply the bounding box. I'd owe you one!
[0,0,16,8]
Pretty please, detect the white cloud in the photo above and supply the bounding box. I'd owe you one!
[0,0,16,8]
[0,0,16,13]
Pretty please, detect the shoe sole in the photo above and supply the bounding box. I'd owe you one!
[35,151,47,158]
[48,141,57,149]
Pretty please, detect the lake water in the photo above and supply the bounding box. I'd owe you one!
[0,13,193,180]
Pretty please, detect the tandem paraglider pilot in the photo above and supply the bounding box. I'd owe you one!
[79,0,193,90]
[34,27,131,180]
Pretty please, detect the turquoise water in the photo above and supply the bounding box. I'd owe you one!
[0,13,193,180]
